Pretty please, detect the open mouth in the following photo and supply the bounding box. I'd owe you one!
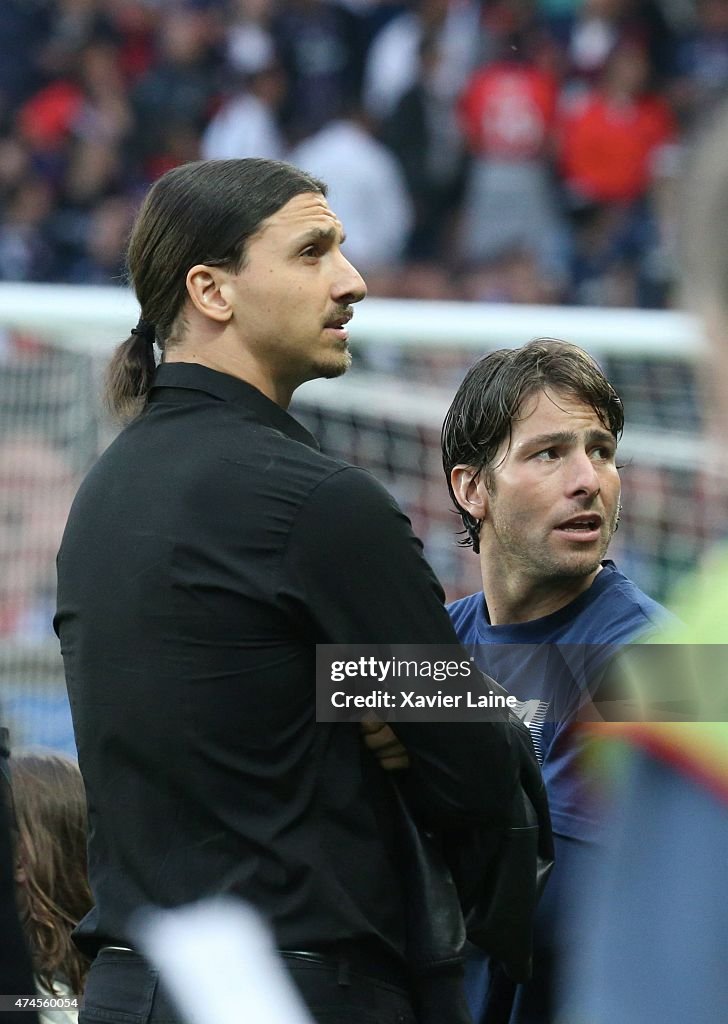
[555,514,602,537]
[324,311,352,334]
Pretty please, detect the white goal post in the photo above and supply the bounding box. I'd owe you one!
[0,281,705,355]
[0,280,708,471]
[0,282,717,754]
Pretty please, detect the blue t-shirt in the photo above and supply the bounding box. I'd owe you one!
[448,560,668,841]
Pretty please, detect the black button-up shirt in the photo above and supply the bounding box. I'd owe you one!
[56,363,516,957]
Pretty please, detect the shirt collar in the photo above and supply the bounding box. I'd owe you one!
[479,560,618,639]
[149,362,320,450]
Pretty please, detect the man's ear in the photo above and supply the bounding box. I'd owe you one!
[185,265,233,324]
[450,465,489,521]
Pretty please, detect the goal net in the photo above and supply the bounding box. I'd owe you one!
[0,283,718,756]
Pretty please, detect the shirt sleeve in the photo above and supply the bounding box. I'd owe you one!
[279,465,519,829]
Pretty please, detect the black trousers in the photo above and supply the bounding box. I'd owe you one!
[79,948,418,1024]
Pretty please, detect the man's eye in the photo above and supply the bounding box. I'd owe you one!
[533,449,558,461]
[591,446,616,460]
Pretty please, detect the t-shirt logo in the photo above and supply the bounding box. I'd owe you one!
[510,697,550,763]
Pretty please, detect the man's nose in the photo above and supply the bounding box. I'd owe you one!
[567,452,601,497]
[332,253,367,305]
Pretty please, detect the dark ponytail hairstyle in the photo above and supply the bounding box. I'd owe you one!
[106,159,326,420]
[105,318,157,421]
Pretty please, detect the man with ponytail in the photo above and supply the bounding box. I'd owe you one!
[55,159,521,1024]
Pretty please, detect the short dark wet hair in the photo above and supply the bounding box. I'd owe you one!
[441,338,624,553]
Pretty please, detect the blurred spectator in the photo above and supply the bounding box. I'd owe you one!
[560,39,677,205]
[0,135,41,274]
[381,30,467,259]
[561,0,676,91]
[565,0,632,86]
[103,0,157,84]
[0,0,52,126]
[44,141,130,283]
[16,36,134,282]
[131,5,220,176]
[289,106,414,275]
[671,0,728,130]
[17,79,84,158]
[12,752,92,1022]
[0,135,31,199]
[458,245,562,303]
[639,134,682,306]
[62,195,135,284]
[0,177,55,283]
[18,40,129,153]
[0,436,77,640]
[37,0,117,80]
[16,37,131,204]
[457,31,569,291]
[362,0,483,124]
[224,0,278,79]
[70,39,132,148]
[272,0,367,144]
[559,38,677,304]
[201,53,287,160]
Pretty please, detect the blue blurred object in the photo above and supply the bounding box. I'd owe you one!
[3,684,76,757]
[562,747,728,1024]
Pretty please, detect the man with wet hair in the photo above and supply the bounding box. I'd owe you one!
[442,338,669,1024]
[56,158,520,1024]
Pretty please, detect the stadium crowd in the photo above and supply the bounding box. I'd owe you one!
[0,0,724,307]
